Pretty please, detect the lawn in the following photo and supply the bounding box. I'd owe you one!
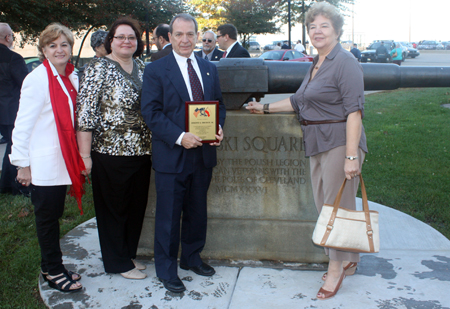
[0,87,449,307]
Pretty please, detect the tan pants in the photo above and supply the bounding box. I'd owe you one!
[310,145,365,262]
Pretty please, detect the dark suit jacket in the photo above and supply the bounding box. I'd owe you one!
[150,44,173,62]
[141,52,226,173]
[195,47,224,61]
[226,42,250,58]
[0,44,28,125]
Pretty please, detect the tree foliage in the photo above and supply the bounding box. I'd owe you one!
[188,0,227,31]
[0,0,187,46]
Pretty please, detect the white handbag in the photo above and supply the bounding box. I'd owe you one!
[312,175,380,253]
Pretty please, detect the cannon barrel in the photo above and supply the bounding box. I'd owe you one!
[215,58,450,109]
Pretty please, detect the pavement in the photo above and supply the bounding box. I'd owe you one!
[39,199,450,309]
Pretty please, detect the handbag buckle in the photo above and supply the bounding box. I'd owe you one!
[367,230,373,236]
[326,224,333,231]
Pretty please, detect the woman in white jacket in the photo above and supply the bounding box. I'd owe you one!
[10,23,86,292]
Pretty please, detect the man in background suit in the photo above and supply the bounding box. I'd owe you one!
[150,24,172,61]
[195,30,223,61]
[0,23,28,195]
[216,24,250,58]
[141,13,226,293]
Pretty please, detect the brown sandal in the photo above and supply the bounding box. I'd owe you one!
[322,262,357,281]
[317,270,346,300]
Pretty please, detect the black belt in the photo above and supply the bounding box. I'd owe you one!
[300,119,347,126]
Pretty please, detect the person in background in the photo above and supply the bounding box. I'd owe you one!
[0,23,29,195]
[350,43,361,61]
[375,41,388,63]
[390,43,403,66]
[150,23,172,61]
[77,17,152,280]
[295,39,305,53]
[195,30,223,61]
[141,13,226,293]
[246,1,367,300]
[274,42,282,50]
[10,23,86,292]
[281,40,290,49]
[90,30,108,58]
[216,24,250,58]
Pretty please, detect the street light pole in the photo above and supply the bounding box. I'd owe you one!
[288,0,292,49]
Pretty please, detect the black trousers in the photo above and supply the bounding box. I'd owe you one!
[0,125,20,194]
[31,185,67,275]
[91,152,151,273]
[154,147,212,280]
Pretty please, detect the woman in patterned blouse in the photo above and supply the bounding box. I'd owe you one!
[77,17,152,280]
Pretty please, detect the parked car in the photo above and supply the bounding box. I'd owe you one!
[24,57,42,72]
[248,41,261,51]
[442,41,450,50]
[361,41,395,63]
[417,40,439,50]
[259,50,313,62]
[399,42,420,58]
[263,41,282,51]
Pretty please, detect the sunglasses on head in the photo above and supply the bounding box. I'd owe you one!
[202,39,212,43]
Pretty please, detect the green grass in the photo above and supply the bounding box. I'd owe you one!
[0,88,450,307]
[361,88,450,238]
[0,184,94,308]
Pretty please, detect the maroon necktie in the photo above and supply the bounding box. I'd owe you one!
[187,58,204,101]
[222,51,227,58]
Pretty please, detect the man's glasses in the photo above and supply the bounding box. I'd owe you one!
[114,36,137,42]
[202,39,213,43]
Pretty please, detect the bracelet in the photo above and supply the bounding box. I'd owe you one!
[16,166,27,171]
[345,156,358,160]
[263,104,270,114]
[81,155,91,159]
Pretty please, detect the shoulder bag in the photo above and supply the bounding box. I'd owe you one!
[312,175,380,253]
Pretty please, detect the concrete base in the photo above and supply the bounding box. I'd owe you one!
[138,109,325,262]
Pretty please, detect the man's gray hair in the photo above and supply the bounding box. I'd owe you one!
[203,30,217,41]
[169,13,198,34]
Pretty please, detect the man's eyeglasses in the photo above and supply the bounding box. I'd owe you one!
[216,35,223,38]
[202,39,213,43]
[114,36,137,42]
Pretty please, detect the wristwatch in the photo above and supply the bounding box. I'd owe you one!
[345,156,358,160]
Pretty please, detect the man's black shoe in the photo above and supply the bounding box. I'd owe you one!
[159,277,186,293]
[180,262,216,277]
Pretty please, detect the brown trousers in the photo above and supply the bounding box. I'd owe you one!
[310,145,365,262]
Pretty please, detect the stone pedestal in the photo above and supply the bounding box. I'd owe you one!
[138,109,327,263]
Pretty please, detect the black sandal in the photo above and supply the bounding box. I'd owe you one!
[45,272,82,292]
[42,270,81,281]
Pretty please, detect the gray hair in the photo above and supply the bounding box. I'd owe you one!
[169,13,198,34]
[90,30,107,51]
[305,2,344,41]
[203,30,217,40]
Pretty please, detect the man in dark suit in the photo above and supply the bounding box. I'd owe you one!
[216,24,250,58]
[141,13,226,293]
[150,24,172,62]
[195,30,223,61]
[0,23,28,195]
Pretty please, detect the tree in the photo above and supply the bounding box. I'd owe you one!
[188,0,227,31]
[0,0,187,46]
[222,0,280,48]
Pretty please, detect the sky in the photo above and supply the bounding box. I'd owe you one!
[256,0,448,47]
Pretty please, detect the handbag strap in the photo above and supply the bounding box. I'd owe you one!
[320,175,375,252]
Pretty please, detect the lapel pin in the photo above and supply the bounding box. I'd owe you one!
[207,72,210,75]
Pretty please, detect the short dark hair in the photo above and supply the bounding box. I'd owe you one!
[104,17,144,58]
[155,24,169,42]
[169,13,198,34]
[217,24,238,40]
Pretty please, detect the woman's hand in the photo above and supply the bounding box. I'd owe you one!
[82,157,92,176]
[16,167,31,187]
[344,159,360,180]
[246,101,264,114]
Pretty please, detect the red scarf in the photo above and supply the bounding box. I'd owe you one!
[43,60,86,214]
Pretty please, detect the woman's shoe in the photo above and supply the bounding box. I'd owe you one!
[46,272,82,292]
[121,268,147,280]
[317,270,346,300]
[42,270,81,282]
[322,262,357,281]
[132,259,146,270]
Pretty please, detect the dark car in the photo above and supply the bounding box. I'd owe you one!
[361,41,395,63]
[24,57,42,72]
[259,50,313,62]
[399,42,420,58]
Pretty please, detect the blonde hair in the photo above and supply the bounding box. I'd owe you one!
[305,2,344,41]
[38,23,74,61]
